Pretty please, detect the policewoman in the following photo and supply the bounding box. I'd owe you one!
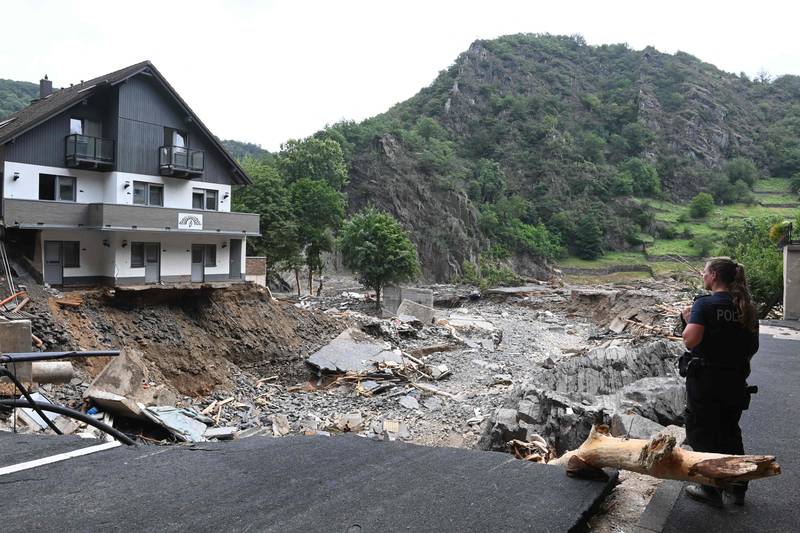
[680,257,760,507]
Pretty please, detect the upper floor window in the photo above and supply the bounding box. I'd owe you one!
[39,174,76,202]
[133,181,164,206]
[192,188,218,211]
[70,118,83,135]
[165,127,187,148]
[70,117,102,137]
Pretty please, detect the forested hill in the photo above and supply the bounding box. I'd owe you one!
[0,79,38,119]
[322,34,800,280]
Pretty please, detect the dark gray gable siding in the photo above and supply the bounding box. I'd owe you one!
[117,75,231,184]
[4,88,118,168]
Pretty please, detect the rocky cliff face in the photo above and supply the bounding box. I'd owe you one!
[338,35,800,280]
[347,134,485,281]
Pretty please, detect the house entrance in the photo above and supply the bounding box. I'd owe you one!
[191,244,204,282]
[44,241,63,285]
[229,239,242,279]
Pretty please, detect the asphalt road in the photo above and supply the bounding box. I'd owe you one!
[655,333,800,532]
[0,432,616,532]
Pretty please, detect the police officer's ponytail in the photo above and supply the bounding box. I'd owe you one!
[706,257,758,332]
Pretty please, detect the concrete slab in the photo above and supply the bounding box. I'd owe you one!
[306,327,403,373]
[0,434,617,532]
[396,299,436,324]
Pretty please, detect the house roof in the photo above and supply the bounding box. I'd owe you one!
[0,61,251,185]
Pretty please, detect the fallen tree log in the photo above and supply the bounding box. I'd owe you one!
[549,425,781,488]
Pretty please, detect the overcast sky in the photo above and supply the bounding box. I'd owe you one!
[3,0,798,151]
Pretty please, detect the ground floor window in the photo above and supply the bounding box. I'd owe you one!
[131,242,145,267]
[62,241,80,267]
[204,244,216,267]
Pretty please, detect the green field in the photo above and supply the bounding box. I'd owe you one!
[558,177,799,283]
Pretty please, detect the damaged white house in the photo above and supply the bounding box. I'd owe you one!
[0,61,259,286]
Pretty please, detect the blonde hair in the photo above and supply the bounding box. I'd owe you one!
[706,256,758,331]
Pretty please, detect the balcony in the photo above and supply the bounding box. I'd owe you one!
[159,146,204,177]
[65,134,115,170]
[2,198,260,236]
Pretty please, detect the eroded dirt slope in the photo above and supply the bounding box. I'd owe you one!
[48,285,344,396]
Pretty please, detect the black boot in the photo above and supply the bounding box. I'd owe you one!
[685,483,724,508]
[723,483,747,506]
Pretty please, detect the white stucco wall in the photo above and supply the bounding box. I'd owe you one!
[39,229,112,278]
[36,230,245,283]
[3,162,232,212]
[4,162,106,203]
[112,231,238,280]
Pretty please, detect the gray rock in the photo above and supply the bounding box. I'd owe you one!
[610,413,665,440]
[399,396,420,410]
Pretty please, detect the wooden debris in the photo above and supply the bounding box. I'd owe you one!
[55,297,84,308]
[549,425,781,488]
[31,334,44,348]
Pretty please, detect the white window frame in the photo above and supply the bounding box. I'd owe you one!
[133,181,164,207]
[192,188,218,211]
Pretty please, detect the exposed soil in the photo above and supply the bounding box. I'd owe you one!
[47,285,344,396]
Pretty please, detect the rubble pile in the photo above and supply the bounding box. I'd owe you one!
[477,338,684,454]
[3,274,694,453]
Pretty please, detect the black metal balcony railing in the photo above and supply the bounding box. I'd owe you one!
[65,134,115,168]
[159,146,204,176]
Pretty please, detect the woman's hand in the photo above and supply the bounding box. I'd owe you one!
[681,306,692,323]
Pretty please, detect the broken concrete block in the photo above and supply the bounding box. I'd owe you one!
[382,419,411,441]
[382,286,434,316]
[335,412,364,432]
[610,413,666,440]
[306,328,404,374]
[143,406,208,442]
[428,364,452,380]
[270,414,290,436]
[396,299,436,324]
[204,426,238,440]
[84,349,176,419]
[398,395,420,410]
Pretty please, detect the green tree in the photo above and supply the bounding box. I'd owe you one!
[622,158,660,196]
[573,213,604,259]
[279,137,349,190]
[689,192,715,218]
[468,159,506,204]
[721,217,783,316]
[724,157,759,187]
[338,208,420,310]
[291,178,345,294]
[233,157,300,283]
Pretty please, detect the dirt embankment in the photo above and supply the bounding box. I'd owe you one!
[48,285,344,396]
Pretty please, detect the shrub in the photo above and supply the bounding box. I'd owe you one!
[689,192,715,218]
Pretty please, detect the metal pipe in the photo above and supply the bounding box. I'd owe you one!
[0,350,120,363]
[0,400,137,446]
[31,361,73,384]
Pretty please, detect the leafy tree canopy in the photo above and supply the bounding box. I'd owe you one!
[338,208,420,309]
[279,137,349,190]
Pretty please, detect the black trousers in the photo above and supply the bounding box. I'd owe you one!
[685,369,748,493]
